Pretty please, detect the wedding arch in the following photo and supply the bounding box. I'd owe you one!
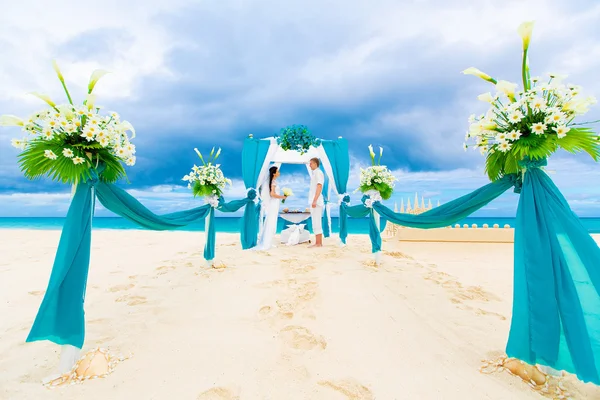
[241,135,350,243]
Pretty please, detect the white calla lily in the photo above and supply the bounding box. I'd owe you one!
[517,21,535,51]
[462,67,496,84]
[88,69,110,94]
[0,115,25,126]
[477,92,495,103]
[30,92,57,108]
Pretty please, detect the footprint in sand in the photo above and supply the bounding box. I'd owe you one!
[156,265,176,275]
[317,379,374,400]
[279,325,327,350]
[275,300,296,319]
[28,290,45,296]
[197,387,240,400]
[128,275,138,280]
[258,305,272,316]
[108,283,134,292]
[384,250,412,259]
[291,265,316,274]
[116,294,147,306]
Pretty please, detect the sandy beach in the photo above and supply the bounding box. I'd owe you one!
[1,230,600,400]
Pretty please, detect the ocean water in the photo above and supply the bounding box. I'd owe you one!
[1,216,600,234]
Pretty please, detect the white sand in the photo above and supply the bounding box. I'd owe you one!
[1,229,600,399]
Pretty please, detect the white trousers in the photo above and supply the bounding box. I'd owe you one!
[310,206,323,235]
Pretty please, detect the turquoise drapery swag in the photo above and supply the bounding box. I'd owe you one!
[322,138,350,237]
[27,174,257,349]
[241,137,270,248]
[26,181,94,348]
[338,195,387,252]
[506,158,600,385]
[218,189,258,250]
[355,160,600,385]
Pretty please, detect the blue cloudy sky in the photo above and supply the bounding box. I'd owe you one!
[1,0,599,217]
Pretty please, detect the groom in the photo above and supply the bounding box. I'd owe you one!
[308,157,324,248]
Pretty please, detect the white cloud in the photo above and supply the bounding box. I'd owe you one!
[1,0,600,219]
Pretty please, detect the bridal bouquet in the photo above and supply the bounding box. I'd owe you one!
[358,145,396,200]
[282,187,293,203]
[1,61,136,184]
[462,21,599,181]
[182,147,232,199]
[276,124,320,154]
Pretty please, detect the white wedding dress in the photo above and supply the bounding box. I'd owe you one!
[256,180,281,251]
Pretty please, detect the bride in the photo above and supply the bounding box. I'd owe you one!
[256,166,287,250]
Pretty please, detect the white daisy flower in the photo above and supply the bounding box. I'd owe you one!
[42,126,54,139]
[11,138,27,149]
[44,150,58,160]
[508,130,522,140]
[498,141,512,152]
[531,123,547,135]
[72,156,86,165]
[62,148,74,158]
[508,110,524,123]
[552,125,570,138]
[125,156,136,166]
[530,97,547,111]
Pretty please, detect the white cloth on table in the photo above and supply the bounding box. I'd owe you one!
[279,212,311,224]
[280,224,310,245]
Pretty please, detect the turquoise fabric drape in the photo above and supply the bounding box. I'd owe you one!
[28,178,219,349]
[506,159,600,384]
[241,137,270,248]
[221,189,259,249]
[371,175,517,228]
[26,181,95,349]
[95,181,212,229]
[241,137,271,189]
[339,196,368,245]
[321,138,349,194]
[322,138,350,237]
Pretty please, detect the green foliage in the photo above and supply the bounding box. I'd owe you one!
[359,182,394,200]
[485,127,600,181]
[192,180,222,198]
[17,138,126,184]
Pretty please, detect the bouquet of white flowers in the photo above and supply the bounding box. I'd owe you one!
[282,187,293,203]
[182,147,232,198]
[358,145,396,200]
[1,62,136,184]
[462,21,599,181]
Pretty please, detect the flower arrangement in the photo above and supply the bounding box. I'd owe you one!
[462,21,599,181]
[1,61,136,184]
[276,124,320,154]
[358,145,396,200]
[282,187,293,203]
[182,147,232,198]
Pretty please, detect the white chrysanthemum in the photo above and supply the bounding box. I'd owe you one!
[11,138,27,149]
[498,141,512,152]
[72,156,86,165]
[62,148,74,158]
[508,130,522,140]
[553,125,570,139]
[44,149,58,160]
[531,122,547,135]
[508,110,524,123]
[41,126,54,139]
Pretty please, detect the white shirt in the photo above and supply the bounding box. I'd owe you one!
[308,169,325,207]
